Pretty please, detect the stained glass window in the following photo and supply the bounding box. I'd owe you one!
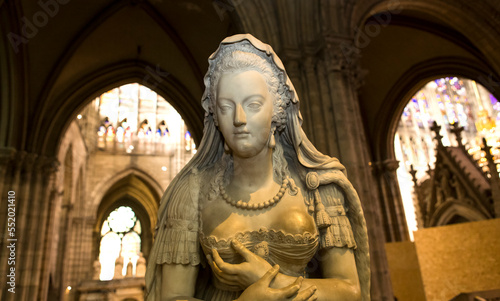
[99,206,142,280]
[394,77,500,240]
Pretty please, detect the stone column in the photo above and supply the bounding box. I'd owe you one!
[39,183,61,300]
[0,148,18,300]
[0,148,59,301]
[282,49,341,156]
[321,36,395,301]
[66,216,96,287]
[282,54,316,140]
[372,159,410,242]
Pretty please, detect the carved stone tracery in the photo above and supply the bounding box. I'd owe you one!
[412,124,498,228]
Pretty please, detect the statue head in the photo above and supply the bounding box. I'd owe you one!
[215,69,275,158]
[203,38,294,134]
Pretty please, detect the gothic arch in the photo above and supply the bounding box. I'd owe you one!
[22,0,231,158]
[351,0,500,72]
[0,1,27,149]
[90,167,162,221]
[92,170,161,263]
[36,62,203,159]
[349,0,500,163]
[32,0,205,100]
[363,55,500,243]
[373,57,500,162]
[430,200,488,227]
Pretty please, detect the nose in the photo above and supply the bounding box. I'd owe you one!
[233,105,246,127]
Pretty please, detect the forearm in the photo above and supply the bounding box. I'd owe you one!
[271,273,360,301]
[161,264,201,301]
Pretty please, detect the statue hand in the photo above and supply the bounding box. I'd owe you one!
[235,265,317,301]
[207,240,272,289]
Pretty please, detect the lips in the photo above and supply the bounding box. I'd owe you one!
[233,130,250,138]
[234,132,250,137]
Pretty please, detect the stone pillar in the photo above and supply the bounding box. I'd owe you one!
[92,260,101,280]
[0,148,17,300]
[0,147,59,301]
[282,50,342,156]
[320,36,395,300]
[136,253,146,277]
[82,217,98,281]
[282,55,316,140]
[114,256,124,279]
[371,159,410,242]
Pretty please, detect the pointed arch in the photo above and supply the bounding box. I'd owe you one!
[34,0,203,128]
[36,61,203,158]
[92,168,161,264]
[373,57,500,162]
[431,200,488,227]
[0,0,28,149]
[351,0,500,72]
[90,167,162,219]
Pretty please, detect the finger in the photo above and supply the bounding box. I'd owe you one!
[293,285,318,301]
[212,249,239,274]
[207,255,232,275]
[206,254,224,275]
[212,271,243,289]
[208,254,235,281]
[260,264,280,286]
[212,270,241,287]
[231,240,257,261]
[305,293,318,301]
[207,254,242,286]
[276,276,303,299]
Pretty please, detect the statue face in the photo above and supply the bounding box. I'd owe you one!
[216,70,273,158]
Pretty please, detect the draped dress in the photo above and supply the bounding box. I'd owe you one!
[153,167,357,301]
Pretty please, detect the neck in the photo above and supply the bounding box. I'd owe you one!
[231,147,274,192]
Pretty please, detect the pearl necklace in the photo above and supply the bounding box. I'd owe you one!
[219,177,289,210]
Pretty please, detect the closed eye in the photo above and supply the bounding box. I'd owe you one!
[218,104,233,113]
[247,102,262,110]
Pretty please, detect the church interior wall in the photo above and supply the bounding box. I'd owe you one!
[46,116,193,299]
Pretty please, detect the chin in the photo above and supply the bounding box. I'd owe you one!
[231,146,259,158]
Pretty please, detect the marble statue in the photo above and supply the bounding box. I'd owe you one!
[145,34,370,301]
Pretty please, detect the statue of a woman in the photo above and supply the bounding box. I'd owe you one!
[145,34,370,301]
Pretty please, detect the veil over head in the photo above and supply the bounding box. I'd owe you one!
[145,34,370,301]
[201,34,347,173]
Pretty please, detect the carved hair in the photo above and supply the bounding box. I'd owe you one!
[208,41,290,131]
[205,41,295,199]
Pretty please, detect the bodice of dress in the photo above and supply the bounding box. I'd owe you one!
[190,169,357,301]
[200,227,319,290]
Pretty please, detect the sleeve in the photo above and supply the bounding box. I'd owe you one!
[316,184,357,250]
[153,170,201,266]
